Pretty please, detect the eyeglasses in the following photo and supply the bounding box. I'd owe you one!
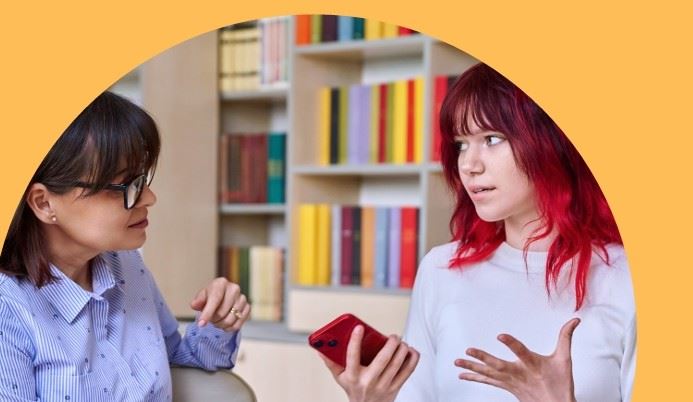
[74,173,148,209]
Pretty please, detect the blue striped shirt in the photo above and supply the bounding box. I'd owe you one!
[0,250,240,401]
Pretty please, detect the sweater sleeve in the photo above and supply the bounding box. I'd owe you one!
[620,314,637,401]
[395,248,441,402]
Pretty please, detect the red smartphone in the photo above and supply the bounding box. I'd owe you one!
[308,313,389,367]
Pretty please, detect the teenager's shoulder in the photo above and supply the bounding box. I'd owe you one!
[420,241,458,269]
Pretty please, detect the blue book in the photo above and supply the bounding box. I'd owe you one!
[374,207,390,288]
[331,204,342,286]
[348,85,360,165]
[359,84,371,164]
[338,16,354,42]
[387,207,401,288]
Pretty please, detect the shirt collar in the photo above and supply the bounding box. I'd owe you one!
[37,252,122,324]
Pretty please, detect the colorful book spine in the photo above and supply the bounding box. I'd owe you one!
[400,207,418,288]
[351,206,362,285]
[298,204,317,285]
[340,206,354,285]
[330,204,342,286]
[387,207,401,288]
[360,207,375,287]
[296,15,311,45]
[321,15,338,42]
[374,207,390,288]
[338,16,354,41]
[352,18,365,39]
[267,132,286,203]
[310,15,322,44]
[315,204,331,285]
[319,87,331,165]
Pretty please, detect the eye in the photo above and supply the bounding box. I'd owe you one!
[455,140,469,152]
[485,135,505,146]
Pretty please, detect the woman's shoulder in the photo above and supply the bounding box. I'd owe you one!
[420,241,458,269]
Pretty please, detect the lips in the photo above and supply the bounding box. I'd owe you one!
[129,217,148,228]
[467,185,496,201]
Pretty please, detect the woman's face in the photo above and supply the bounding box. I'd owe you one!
[456,119,538,225]
[50,172,157,253]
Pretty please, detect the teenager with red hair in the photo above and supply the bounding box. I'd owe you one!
[321,63,636,402]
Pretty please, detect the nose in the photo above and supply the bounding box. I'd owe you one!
[458,146,484,177]
[136,184,157,208]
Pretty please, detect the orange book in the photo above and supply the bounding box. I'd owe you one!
[360,207,375,287]
[296,15,311,45]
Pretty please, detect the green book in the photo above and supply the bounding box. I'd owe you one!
[311,15,322,44]
[267,132,286,203]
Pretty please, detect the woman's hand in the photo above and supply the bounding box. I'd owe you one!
[190,277,250,332]
[455,318,580,402]
[320,325,420,402]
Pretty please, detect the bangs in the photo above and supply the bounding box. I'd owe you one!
[66,95,160,195]
[440,64,517,141]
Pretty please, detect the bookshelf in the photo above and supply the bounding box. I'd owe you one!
[137,15,478,402]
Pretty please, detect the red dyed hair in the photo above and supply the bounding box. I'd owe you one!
[439,63,622,310]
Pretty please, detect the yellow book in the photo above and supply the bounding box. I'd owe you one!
[315,204,331,285]
[360,207,375,287]
[392,80,408,164]
[382,22,398,38]
[365,19,382,40]
[249,246,266,320]
[229,246,239,284]
[369,85,380,163]
[414,77,424,163]
[318,87,331,165]
[297,204,317,285]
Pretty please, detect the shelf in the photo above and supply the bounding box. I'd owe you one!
[290,284,411,296]
[425,163,443,173]
[295,35,427,61]
[241,320,308,343]
[220,204,286,215]
[292,164,423,176]
[220,85,289,102]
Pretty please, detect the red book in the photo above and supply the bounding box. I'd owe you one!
[431,76,449,161]
[406,79,415,163]
[340,206,354,285]
[240,135,252,202]
[253,134,268,202]
[398,27,414,36]
[378,84,388,163]
[296,15,311,45]
[399,207,418,288]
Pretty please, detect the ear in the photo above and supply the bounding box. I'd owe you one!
[25,183,59,224]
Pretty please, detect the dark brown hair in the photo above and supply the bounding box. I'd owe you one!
[0,91,160,287]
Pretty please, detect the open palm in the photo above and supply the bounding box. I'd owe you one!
[455,318,580,402]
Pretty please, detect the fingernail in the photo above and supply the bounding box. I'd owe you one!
[198,320,206,327]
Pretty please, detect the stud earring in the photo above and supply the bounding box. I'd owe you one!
[51,216,57,222]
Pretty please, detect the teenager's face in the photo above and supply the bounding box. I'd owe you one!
[50,172,157,253]
[456,119,538,224]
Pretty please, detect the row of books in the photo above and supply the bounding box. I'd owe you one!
[218,246,284,322]
[318,78,425,165]
[219,17,290,92]
[297,204,419,289]
[295,15,418,45]
[218,132,286,204]
[431,74,460,161]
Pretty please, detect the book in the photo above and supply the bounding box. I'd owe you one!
[295,15,311,45]
[267,132,286,203]
[352,18,365,40]
[374,207,390,288]
[340,206,354,285]
[387,207,401,288]
[360,207,375,287]
[315,204,331,285]
[400,207,418,288]
[392,80,407,164]
[298,204,317,285]
[321,15,338,42]
[338,16,353,41]
[351,206,362,285]
[330,87,340,164]
[330,204,342,286]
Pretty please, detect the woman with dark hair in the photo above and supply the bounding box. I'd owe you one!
[320,64,636,402]
[0,92,250,401]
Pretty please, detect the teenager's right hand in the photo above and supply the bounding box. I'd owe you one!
[319,325,420,402]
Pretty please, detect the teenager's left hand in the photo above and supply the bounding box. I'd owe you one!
[190,277,250,332]
[455,318,580,402]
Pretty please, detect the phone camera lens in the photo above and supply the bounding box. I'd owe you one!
[328,339,338,347]
[312,340,324,348]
